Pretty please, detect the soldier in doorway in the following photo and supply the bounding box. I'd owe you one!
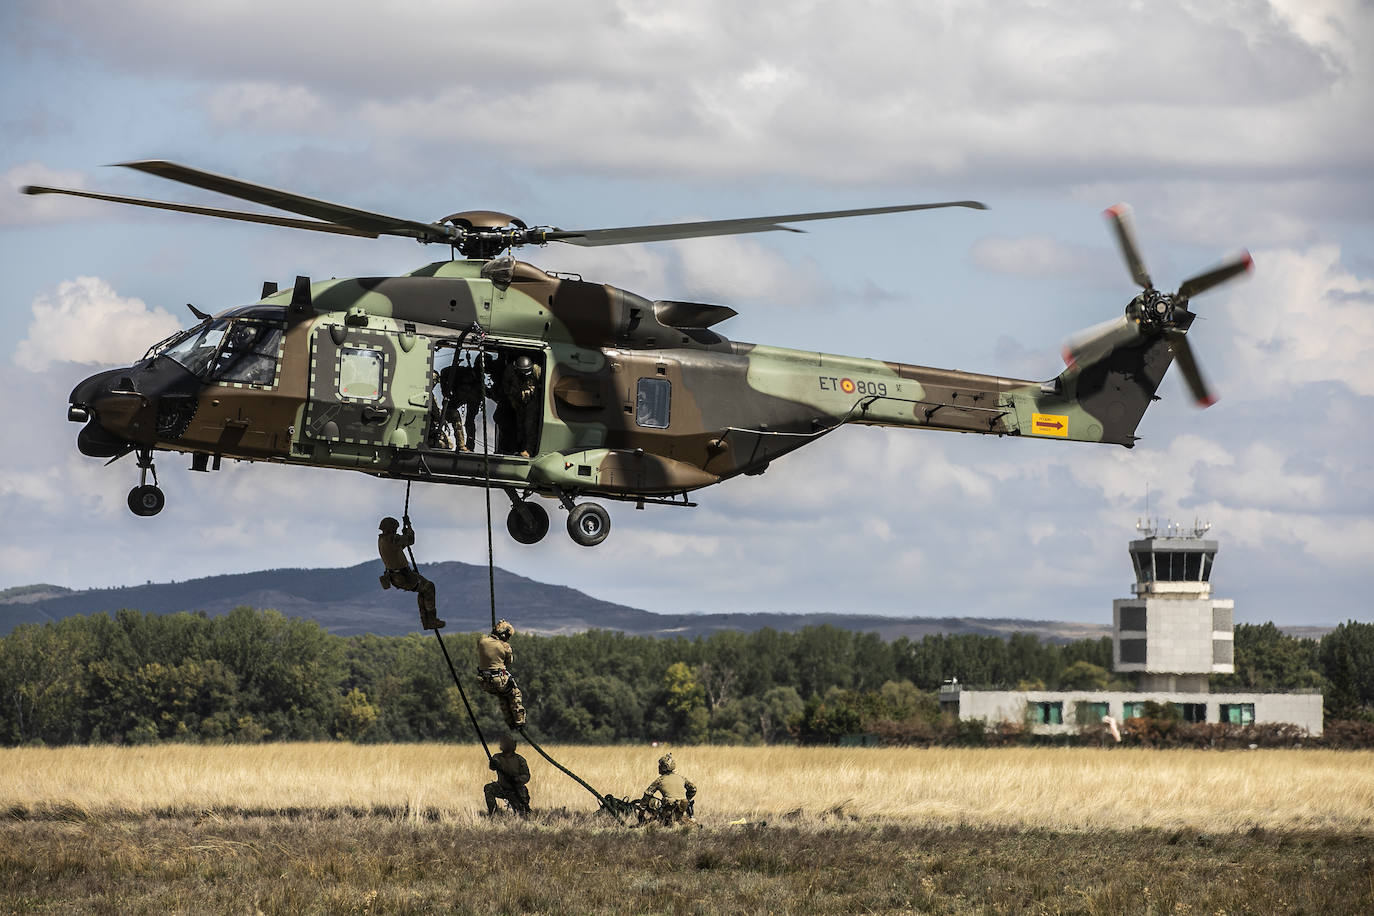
[484,734,531,816]
[640,752,697,826]
[440,359,484,452]
[499,353,542,457]
[476,619,526,728]
[376,516,444,630]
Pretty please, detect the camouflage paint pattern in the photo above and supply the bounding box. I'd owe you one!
[70,255,1176,528]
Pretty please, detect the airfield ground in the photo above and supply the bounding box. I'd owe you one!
[3,745,1372,913]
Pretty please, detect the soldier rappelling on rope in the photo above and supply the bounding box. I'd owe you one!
[377,515,443,630]
[477,619,526,728]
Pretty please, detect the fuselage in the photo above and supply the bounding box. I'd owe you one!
[69,258,1171,506]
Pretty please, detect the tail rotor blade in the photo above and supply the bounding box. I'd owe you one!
[1062,315,1143,367]
[1163,328,1216,407]
[1104,203,1153,290]
[1176,250,1253,301]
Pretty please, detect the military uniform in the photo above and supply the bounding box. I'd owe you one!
[484,736,531,815]
[499,357,542,457]
[376,517,443,629]
[440,362,484,451]
[476,621,526,728]
[641,753,696,825]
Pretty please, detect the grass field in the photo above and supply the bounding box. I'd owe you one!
[4,743,1373,830]
[4,744,1373,913]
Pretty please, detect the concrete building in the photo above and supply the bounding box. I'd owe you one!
[941,520,1324,736]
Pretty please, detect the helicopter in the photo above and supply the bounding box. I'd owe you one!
[24,162,1251,547]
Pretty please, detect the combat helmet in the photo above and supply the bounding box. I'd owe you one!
[493,619,515,640]
[657,753,675,774]
[500,734,518,753]
[379,516,400,533]
[514,354,534,376]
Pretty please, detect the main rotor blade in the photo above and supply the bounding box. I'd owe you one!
[117,160,453,243]
[21,185,378,238]
[1176,250,1253,301]
[1104,203,1153,290]
[1061,315,1143,368]
[1163,328,1216,407]
[545,201,987,247]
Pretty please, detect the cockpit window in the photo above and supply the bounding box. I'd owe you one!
[209,321,283,386]
[160,319,227,377]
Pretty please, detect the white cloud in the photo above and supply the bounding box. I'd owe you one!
[972,235,1098,278]
[204,82,325,129]
[13,277,183,370]
[1219,245,1374,398]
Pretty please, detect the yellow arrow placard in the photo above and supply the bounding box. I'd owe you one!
[1032,412,1069,437]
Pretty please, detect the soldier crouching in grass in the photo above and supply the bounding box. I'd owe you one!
[485,734,531,816]
[640,753,697,826]
[377,516,443,630]
[476,620,526,728]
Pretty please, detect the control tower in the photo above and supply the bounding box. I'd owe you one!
[1113,519,1234,692]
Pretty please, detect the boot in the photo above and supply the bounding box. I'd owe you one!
[421,612,446,630]
[379,573,391,589]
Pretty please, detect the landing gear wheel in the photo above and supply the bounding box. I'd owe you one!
[566,502,611,547]
[506,502,550,545]
[127,484,165,517]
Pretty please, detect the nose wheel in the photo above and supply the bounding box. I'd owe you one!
[126,449,165,517]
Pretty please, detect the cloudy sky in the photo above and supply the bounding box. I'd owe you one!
[1,0,1370,626]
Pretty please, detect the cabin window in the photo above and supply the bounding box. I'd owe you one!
[161,319,228,378]
[210,322,283,386]
[339,347,383,401]
[635,377,671,428]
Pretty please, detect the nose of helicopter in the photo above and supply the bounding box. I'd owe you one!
[68,367,142,457]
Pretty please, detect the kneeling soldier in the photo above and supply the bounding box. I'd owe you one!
[376,516,443,630]
[476,619,526,728]
[641,753,697,826]
[484,734,531,816]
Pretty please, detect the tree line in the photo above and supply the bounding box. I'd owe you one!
[1,608,1371,747]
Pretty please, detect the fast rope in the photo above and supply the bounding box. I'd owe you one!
[407,337,622,821]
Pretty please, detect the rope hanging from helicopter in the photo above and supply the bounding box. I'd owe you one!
[404,330,622,821]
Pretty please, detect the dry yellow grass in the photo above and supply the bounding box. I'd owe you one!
[4,743,1373,832]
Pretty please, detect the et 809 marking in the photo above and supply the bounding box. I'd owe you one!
[818,376,887,397]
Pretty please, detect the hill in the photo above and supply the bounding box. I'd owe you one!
[0,561,1110,642]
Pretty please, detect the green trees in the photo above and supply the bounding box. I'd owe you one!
[0,610,1367,746]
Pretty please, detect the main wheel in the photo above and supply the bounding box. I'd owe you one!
[506,502,550,545]
[127,484,165,517]
[566,502,611,547]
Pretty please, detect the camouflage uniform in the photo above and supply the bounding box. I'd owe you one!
[641,753,696,825]
[440,362,483,451]
[484,735,531,815]
[376,517,443,630]
[499,356,542,457]
[476,620,526,728]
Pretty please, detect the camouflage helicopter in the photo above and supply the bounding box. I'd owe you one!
[25,162,1250,547]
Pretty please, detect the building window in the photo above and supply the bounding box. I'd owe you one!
[1220,703,1255,726]
[1213,639,1234,665]
[1184,552,1202,580]
[1201,554,1213,582]
[1119,638,1147,665]
[635,377,671,428]
[1122,702,1147,720]
[1120,606,1146,631]
[1028,701,1063,725]
[1173,702,1207,723]
[1076,701,1110,726]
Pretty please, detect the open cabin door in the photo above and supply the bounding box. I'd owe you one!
[301,322,433,450]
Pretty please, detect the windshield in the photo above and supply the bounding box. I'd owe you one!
[160,319,228,377]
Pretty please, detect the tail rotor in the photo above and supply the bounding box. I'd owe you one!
[1062,203,1252,408]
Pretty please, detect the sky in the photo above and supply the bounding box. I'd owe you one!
[1,0,1370,626]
